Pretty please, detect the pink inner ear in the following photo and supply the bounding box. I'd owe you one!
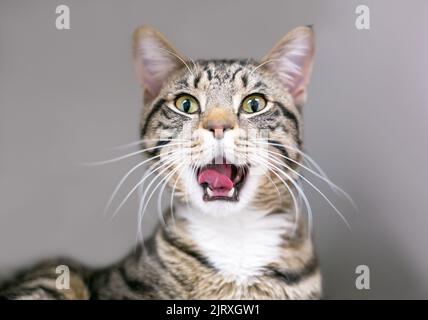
[134,36,182,100]
[263,28,314,105]
[276,44,312,97]
[134,59,156,99]
[141,67,162,100]
[136,43,166,97]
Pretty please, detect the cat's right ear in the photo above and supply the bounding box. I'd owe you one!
[133,26,185,102]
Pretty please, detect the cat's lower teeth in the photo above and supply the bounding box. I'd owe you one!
[205,187,235,198]
[227,188,235,197]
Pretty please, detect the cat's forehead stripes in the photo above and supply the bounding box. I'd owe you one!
[197,61,249,87]
[175,60,260,89]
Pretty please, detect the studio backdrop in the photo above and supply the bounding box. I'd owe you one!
[1,0,427,299]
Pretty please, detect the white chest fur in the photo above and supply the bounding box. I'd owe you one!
[177,206,293,284]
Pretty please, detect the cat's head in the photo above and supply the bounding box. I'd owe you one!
[133,26,314,217]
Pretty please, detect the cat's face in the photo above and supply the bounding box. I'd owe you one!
[133,26,314,217]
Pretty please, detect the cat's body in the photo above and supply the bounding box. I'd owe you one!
[1,209,320,300]
[0,26,322,299]
[92,206,320,300]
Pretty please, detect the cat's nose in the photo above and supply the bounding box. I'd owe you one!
[202,109,236,139]
[205,120,234,139]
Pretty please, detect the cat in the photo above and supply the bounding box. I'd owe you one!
[0,25,321,299]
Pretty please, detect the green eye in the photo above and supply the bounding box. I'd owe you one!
[175,95,199,114]
[241,94,267,113]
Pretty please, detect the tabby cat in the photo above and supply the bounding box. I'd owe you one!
[0,25,321,299]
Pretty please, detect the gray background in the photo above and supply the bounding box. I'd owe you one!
[1,0,427,299]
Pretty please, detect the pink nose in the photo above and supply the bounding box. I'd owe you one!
[204,119,234,139]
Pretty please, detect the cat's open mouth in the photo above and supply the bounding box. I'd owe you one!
[196,160,249,202]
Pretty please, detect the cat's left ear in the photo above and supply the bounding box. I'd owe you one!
[261,26,315,107]
[133,26,186,102]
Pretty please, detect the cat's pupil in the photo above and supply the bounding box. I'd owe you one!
[182,99,191,112]
[249,99,259,112]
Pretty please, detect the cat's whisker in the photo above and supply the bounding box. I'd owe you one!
[82,142,187,166]
[104,152,167,217]
[264,172,282,198]
[111,150,187,220]
[156,47,195,77]
[249,139,358,212]
[262,148,357,212]
[258,151,351,230]
[261,158,312,235]
[109,138,191,150]
[104,148,188,217]
[137,159,185,241]
[110,160,162,221]
[301,158,359,213]
[253,154,309,232]
[156,169,173,228]
[169,164,189,227]
[250,154,308,234]
[249,58,283,77]
[249,140,314,166]
[134,159,173,248]
[143,163,185,230]
[188,57,198,74]
[247,141,336,184]
[186,164,196,211]
[249,140,329,181]
[233,147,281,199]
[255,150,351,231]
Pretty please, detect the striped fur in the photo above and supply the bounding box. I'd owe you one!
[0,26,321,299]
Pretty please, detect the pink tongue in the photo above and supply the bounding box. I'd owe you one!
[198,164,233,190]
